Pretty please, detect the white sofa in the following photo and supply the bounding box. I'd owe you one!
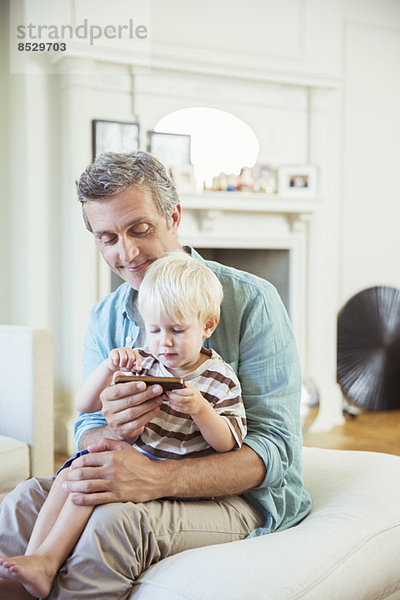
[132,447,400,599]
[1,325,400,599]
[0,326,54,501]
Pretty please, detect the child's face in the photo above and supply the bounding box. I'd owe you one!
[143,311,216,376]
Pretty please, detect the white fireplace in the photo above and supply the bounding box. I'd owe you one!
[55,51,344,452]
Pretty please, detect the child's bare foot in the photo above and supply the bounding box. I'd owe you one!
[0,555,56,599]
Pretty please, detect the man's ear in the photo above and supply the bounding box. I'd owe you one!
[203,316,219,339]
[170,204,181,231]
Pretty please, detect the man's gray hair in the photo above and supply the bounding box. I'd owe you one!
[76,151,179,231]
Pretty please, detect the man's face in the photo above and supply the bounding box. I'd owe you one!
[85,186,183,290]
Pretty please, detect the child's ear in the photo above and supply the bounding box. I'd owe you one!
[203,316,219,339]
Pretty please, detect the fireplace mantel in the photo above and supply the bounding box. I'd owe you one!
[180,192,320,233]
[181,191,321,214]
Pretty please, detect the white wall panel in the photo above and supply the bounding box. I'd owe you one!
[341,21,400,304]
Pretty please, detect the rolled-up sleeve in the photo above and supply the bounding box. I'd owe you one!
[74,410,107,451]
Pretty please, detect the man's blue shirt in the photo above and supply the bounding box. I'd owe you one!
[74,248,312,535]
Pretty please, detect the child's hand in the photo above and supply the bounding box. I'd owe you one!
[165,384,208,416]
[107,347,142,373]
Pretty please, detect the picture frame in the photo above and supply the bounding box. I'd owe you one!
[92,119,140,159]
[277,165,318,197]
[147,131,191,172]
[252,163,277,194]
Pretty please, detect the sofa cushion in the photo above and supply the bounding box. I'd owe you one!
[131,448,400,600]
[0,435,30,500]
[0,326,54,478]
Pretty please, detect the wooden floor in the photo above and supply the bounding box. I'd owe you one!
[303,409,400,456]
[54,409,400,474]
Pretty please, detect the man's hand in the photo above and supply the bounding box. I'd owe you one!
[99,380,164,441]
[64,439,266,506]
[63,439,164,505]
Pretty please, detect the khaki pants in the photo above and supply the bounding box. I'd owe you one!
[0,477,263,599]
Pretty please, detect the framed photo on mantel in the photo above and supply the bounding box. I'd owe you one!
[278,165,318,197]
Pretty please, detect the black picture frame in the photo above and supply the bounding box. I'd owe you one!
[92,119,140,159]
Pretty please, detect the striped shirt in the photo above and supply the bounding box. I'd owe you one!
[133,347,247,460]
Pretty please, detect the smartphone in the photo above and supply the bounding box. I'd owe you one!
[114,374,185,391]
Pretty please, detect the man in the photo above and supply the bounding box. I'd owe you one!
[0,151,311,599]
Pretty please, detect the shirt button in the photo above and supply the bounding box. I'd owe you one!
[125,336,132,344]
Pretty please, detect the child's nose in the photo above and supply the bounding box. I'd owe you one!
[160,332,173,346]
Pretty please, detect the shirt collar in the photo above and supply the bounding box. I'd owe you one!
[183,245,205,263]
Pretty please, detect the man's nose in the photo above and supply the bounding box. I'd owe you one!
[118,237,139,263]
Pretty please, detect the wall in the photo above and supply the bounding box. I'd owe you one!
[0,2,10,324]
[341,5,400,303]
[150,0,342,77]
[2,0,400,452]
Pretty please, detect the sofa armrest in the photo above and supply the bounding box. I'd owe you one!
[0,325,54,477]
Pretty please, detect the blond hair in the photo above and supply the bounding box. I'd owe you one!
[138,253,223,324]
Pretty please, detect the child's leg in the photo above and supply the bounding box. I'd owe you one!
[25,470,70,554]
[0,473,69,580]
[0,470,94,599]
